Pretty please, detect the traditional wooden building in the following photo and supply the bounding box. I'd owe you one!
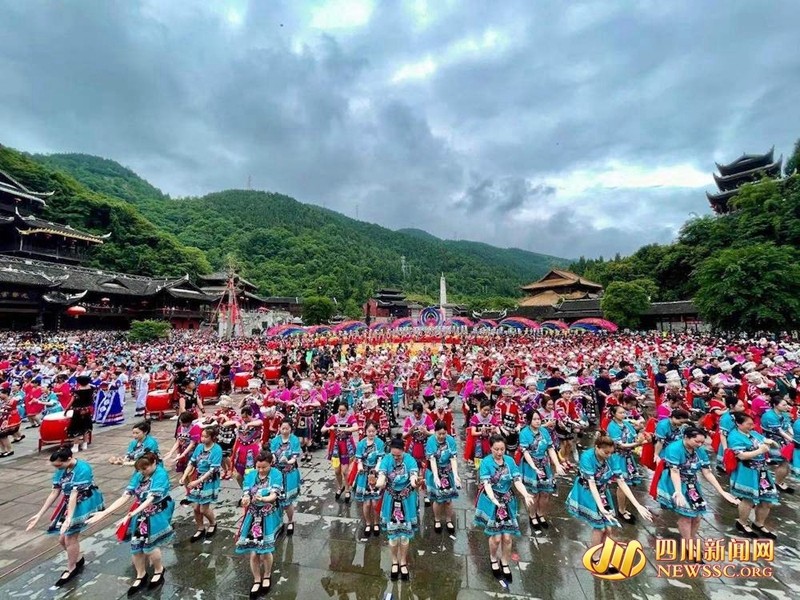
[518,269,603,311]
[364,288,422,323]
[519,297,703,332]
[0,169,217,330]
[707,147,782,214]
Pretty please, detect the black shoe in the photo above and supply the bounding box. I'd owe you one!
[491,560,501,578]
[537,515,549,529]
[424,497,431,507]
[11,434,24,443]
[617,511,635,524]
[500,563,512,582]
[249,582,262,599]
[76,556,85,571]
[180,498,192,506]
[530,516,542,535]
[372,524,381,537]
[190,529,205,543]
[399,564,409,581]
[778,484,795,494]
[434,521,442,533]
[261,577,271,594]
[344,491,351,504]
[55,566,80,588]
[205,525,217,539]
[390,563,399,581]
[362,526,370,539]
[127,577,147,596]
[148,569,166,590]
[735,520,757,538]
[335,487,344,500]
[286,522,294,536]
[751,523,778,540]
[445,522,456,535]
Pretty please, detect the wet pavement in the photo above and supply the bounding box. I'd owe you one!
[1,400,800,599]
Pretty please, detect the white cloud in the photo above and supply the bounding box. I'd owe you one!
[549,162,710,197]
[310,0,374,30]
[391,56,437,83]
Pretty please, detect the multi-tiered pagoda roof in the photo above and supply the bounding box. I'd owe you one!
[707,147,782,214]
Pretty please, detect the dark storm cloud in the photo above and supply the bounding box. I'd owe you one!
[456,177,556,213]
[1,0,799,258]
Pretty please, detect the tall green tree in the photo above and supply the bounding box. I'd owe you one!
[302,296,335,325]
[785,138,800,176]
[693,243,800,332]
[600,281,651,329]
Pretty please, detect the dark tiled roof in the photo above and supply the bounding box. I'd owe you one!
[643,301,697,316]
[0,256,185,297]
[15,212,108,244]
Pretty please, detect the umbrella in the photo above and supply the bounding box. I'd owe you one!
[541,320,569,331]
[498,317,541,329]
[390,317,415,329]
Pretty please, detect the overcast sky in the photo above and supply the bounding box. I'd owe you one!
[1,1,798,259]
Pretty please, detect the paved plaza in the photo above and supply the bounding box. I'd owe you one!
[1,401,799,600]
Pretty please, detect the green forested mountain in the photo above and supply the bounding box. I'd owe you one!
[569,149,800,331]
[0,145,210,278]
[20,151,567,305]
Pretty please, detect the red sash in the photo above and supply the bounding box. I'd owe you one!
[648,460,665,500]
[115,500,140,541]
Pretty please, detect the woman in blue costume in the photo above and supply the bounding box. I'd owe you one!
[519,409,564,535]
[760,396,795,493]
[566,436,652,575]
[606,405,645,524]
[653,409,690,463]
[716,394,745,471]
[656,427,738,550]
[236,450,284,598]
[88,452,174,595]
[110,420,160,466]
[94,380,125,427]
[474,434,535,583]
[26,446,105,588]
[790,411,800,478]
[426,419,461,535]
[376,435,419,581]
[354,420,386,538]
[270,417,302,535]
[180,425,222,542]
[728,412,781,539]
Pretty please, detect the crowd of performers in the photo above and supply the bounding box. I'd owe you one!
[7,329,800,595]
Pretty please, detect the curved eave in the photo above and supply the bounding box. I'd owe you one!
[715,147,775,176]
[712,158,782,190]
[16,227,107,244]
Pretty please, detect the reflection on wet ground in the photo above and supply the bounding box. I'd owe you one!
[1,409,799,599]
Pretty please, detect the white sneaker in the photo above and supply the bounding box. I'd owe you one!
[80,442,88,451]
[72,445,79,453]
[170,415,179,421]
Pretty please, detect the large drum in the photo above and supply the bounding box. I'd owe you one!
[263,364,281,383]
[1,408,21,435]
[38,411,74,452]
[145,390,174,420]
[233,372,252,392]
[149,378,170,391]
[198,380,219,400]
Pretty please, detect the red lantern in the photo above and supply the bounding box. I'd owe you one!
[66,306,87,317]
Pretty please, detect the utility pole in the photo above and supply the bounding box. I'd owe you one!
[247,175,252,190]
